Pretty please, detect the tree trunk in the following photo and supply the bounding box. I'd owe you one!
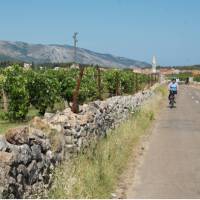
[71,66,85,113]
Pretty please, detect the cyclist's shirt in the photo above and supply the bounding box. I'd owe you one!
[168,82,178,91]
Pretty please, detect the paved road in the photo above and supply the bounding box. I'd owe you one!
[127,85,200,198]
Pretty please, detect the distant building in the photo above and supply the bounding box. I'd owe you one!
[132,66,143,73]
[142,68,153,74]
[191,70,200,76]
[173,69,180,74]
[152,56,157,73]
[70,63,79,69]
[23,63,32,69]
[160,68,179,75]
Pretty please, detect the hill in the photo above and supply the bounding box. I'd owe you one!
[0,40,151,68]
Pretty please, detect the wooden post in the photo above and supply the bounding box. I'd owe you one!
[153,73,155,85]
[96,66,102,100]
[133,73,136,94]
[2,89,8,112]
[148,74,151,88]
[115,71,120,96]
[71,65,85,113]
[135,73,138,92]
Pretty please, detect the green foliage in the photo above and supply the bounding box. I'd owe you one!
[194,75,200,82]
[103,69,150,96]
[0,65,156,121]
[26,70,61,115]
[138,74,149,90]
[167,72,192,81]
[103,69,120,96]
[54,69,78,102]
[0,74,5,88]
[120,70,135,94]
[4,65,29,121]
[79,67,98,103]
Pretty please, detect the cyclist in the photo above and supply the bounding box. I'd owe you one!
[168,78,178,103]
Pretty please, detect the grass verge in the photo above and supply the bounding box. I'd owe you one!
[0,107,38,134]
[48,85,167,199]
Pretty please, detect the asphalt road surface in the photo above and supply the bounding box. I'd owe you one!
[127,85,200,198]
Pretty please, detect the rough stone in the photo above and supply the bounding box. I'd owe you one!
[27,160,38,184]
[10,167,17,177]
[44,112,54,119]
[0,137,9,152]
[0,151,13,165]
[39,139,51,153]
[63,123,71,130]
[30,117,50,132]
[8,176,16,185]
[65,144,74,153]
[30,128,45,139]
[37,161,45,171]
[17,164,28,178]
[17,174,23,184]
[46,150,53,161]
[65,136,73,144]
[0,153,12,197]
[14,144,32,165]
[77,138,82,147]
[31,144,42,161]
[5,126,29,145]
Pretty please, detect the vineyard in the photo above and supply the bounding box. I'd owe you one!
[0,65,159,122]
[166,72,192,81]
[166,72,200,83]
[194,75,200,82]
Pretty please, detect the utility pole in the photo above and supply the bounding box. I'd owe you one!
[73,32,78,64]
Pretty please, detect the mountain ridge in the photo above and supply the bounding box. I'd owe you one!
[0,40,151,68]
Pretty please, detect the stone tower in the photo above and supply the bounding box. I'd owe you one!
[152,55,157,73]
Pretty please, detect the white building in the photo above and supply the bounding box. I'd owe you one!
[152,56,157,73]
[54,67,60,70]
[23,63,32,69]
[70,63,80,69]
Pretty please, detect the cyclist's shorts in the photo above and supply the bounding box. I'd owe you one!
[170,90,177,95]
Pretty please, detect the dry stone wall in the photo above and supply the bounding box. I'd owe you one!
[0,87,156,198]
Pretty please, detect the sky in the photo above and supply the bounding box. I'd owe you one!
[0,0,200,66]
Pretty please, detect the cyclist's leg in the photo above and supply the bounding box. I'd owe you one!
[173,91,177,103]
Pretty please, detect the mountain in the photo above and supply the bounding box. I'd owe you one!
[0,40,151,68]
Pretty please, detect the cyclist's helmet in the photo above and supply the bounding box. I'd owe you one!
[172,78,176,82]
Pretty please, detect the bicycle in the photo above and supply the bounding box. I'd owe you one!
[169,91,176,108]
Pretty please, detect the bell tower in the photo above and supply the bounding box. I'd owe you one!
[152,55,157,73]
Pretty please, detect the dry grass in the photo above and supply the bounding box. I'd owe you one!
[0,108,38,134]
[48,85,167,199]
